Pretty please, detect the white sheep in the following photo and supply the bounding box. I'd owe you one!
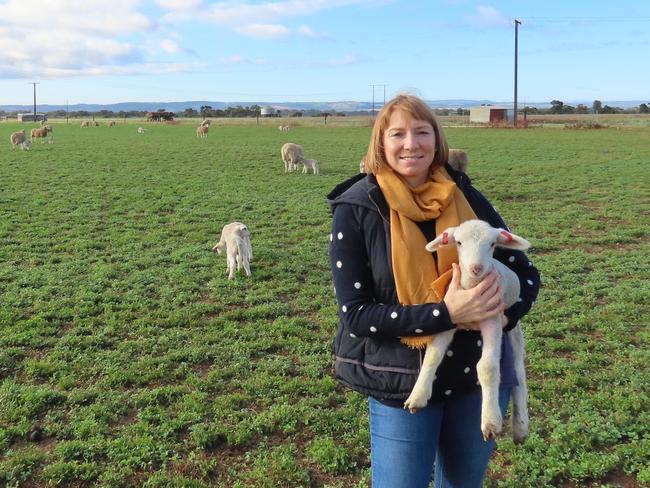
[137,127,146,134]
[9,129,26,149]
[196,124,209,138]
[212,222,253,280]
[281,142,305,173]
[21,140,32,151]
[302,158,320,175]
[80,120,90,128]
[201,119,211,127]
[403,219,531,444]
[278,125,289,131]
[448,148,468,173]
[108,121,116,127]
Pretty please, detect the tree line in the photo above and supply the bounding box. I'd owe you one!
[525,100,650,115]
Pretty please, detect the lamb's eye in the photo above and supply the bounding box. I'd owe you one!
[456,241,462,246]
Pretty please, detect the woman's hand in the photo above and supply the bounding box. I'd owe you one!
[443,263,505,326]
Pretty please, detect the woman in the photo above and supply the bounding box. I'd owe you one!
[327,94,540,488]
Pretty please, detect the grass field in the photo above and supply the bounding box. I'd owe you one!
[1,121,648,487]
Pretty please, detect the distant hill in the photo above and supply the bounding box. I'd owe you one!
[0,99,646,113]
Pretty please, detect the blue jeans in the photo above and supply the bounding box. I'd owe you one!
[369,388,511,488]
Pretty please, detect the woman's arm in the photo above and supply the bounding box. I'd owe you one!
[330,203,456,339]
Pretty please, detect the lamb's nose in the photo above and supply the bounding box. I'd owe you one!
[470,264,484,276]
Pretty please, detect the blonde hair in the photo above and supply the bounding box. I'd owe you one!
[364,94,449,176]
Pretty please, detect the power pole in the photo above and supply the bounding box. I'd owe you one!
[29,82,40,122]
[513,19,521,127]
[370,84,387,115]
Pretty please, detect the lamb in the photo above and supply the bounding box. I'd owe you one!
[196,124,209,138]
[281,142,306,173]
[403,219,531,444]
[9,129,26,149]
[137,127,146,134]
[201,119,211,127]
[212,222,253,280]
[21,140,32,151]
[108,121,116,127]
[80,121,90,128]
[448,149,468,173]
[302,158,320,175]
[30,125,53,144]
[278,125,289,131]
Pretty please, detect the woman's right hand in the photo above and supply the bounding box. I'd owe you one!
[443,263,504,326]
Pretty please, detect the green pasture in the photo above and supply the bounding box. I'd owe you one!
[0,122,648,487]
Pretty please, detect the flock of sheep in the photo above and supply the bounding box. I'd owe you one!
[7,120,529,442]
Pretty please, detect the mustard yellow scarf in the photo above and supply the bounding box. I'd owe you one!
[375,165,477,348]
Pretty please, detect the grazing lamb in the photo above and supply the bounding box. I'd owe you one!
[448,148,468,173]
[403,219,531,444]
[80,120,90,128]
[21,140,32,151]
[137,127,146,134]
[108,121,116,127]
[302,158,320,175]
[9,130,26,149]
[31,125,53,144]
[281,142,306,173]
[212,222,253,280]
[196,124,209,138]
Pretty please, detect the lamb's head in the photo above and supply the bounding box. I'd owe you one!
[212,241,226,254]
[425,219,530,286]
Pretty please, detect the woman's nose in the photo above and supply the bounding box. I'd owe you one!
[404,131,419,149]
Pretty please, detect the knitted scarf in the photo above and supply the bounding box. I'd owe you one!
[375,165,477,348]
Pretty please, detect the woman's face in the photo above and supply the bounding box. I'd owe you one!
[382,109,436,187]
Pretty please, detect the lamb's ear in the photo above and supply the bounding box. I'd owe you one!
[425,228,457,252]
[496,229,531,251]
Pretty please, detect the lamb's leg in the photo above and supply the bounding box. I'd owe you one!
[227,252,236,280]
[508,324,529,444]
[404,329,456,413]
[477,318,503,440]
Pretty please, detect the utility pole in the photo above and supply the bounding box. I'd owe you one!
[370,84,387,115]
[513,19,521,127]
[29,82,40,122]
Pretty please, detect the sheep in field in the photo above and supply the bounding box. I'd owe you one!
[80,120,90,128]
[137,127,146,134]
[196,124,209,138]
[108,121,116,127]
[403,219,531,444]
[212,222,252,280]
[31,125,53,144]
[21,140,32,151]
[281,142,306,173]
[201,119,211,127]
[302,158,320,175]
[9,130,26,149]
[448,148,468,173]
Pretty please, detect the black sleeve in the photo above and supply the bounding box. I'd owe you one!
[329,203,456,339]
[465,187,541,331]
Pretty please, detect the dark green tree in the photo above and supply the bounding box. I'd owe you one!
[592,100,602,114]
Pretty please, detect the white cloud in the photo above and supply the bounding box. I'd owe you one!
[222,54,268,65]
[297,25,329,39]
[161,39,185,54]
[236,24,291,39]
[156,0,203,10]
[466,5,511,28]
[328,54,364,65]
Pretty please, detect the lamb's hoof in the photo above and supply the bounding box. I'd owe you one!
[482,424,499,441]
[403,396,425,414]
[512,422,529,445]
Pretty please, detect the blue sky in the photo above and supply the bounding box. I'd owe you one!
[1,0,649,105]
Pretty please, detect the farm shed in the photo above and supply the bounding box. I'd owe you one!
[146,111,175,122]
[470,106,509,124]
[18,113,47,122]
[260,106,279,117]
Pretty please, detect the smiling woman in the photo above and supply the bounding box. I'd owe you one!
[327,93,540,488]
